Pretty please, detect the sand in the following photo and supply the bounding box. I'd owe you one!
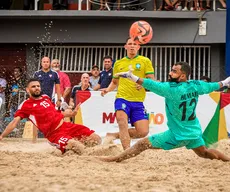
[0,138,230,192]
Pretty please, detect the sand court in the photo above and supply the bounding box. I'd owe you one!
[0,139,230,192]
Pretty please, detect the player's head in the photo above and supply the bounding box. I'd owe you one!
[51,59,60,72]
[81,73,90,86]
[124,37,140,57]
[103,56,113,71]
[41,56,51,70]
[26,78,42,98]
[168,62,191,82]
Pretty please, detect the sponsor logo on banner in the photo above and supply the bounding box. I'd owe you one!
[102,112,165,125]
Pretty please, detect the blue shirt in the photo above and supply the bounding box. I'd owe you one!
[98,68,113,89]
[142,79,220,140]
[34,69,60,99]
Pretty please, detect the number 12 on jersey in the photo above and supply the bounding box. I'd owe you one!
[179,98,197,121]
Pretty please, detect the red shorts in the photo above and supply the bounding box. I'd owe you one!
[47,122,95,153]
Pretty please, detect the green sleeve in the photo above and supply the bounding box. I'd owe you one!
[142,79,171,97]
[196,81,220,95]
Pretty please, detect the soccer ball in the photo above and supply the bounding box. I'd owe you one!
[129,20,153,45]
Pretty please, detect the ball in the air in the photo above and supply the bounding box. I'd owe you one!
[129,20,153,45]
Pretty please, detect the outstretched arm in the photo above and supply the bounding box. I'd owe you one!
[114,70,170,97]
[0,116,21,140]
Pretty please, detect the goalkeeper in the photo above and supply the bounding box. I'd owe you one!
[100,61,230,162]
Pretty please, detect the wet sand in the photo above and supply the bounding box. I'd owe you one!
[0,139,230,192]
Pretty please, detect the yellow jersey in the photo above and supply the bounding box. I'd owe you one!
[113,55,154,102]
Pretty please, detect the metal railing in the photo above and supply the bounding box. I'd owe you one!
[18,91,27,107]
[38,45,211,81]
[34,0,218,11]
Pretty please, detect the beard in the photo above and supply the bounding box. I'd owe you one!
[168,75,180,83]
[52,67,59,72]
[31,92,42,98]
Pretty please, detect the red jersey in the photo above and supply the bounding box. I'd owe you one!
[15,95,64,137]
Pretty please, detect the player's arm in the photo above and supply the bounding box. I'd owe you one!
[146,74,155,80]
[137,78,170,97]
[197,77,230,95]
[114,70,170,97]
[0,116,21,140]
[101,78,118,96]
[62,102,81,117]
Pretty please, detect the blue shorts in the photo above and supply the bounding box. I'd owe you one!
[148,130,205,150]
[114,98,148,125]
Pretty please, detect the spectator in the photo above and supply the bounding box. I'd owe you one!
[51,59,71,101]
[89,65,100,89]
[7,67,27,120]
[94,56,113,91]
[200,76,211,82]
[34,56,62,108]
[69,73,93,109]
[0,74,7,133]
[218,0,226,10]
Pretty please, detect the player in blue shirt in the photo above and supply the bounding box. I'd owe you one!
[101,62,230,162]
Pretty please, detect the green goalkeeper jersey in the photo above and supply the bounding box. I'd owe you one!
[142,79,220,140]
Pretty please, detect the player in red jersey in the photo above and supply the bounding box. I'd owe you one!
[0,78,101,153]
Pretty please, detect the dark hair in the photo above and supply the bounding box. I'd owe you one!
[126,37,132,43]
[14,67,23,73]
[174,62,191,78]
[103,55,113,61]
[26,78,41,87]
[200,76,211,82]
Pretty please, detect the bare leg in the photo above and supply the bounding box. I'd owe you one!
[103,118,149,149]
[32,125,38,143]
[193,146,230,161]
[99,0,104,9]
[153,0,157,10]
[117,0,120,10]
[171,0,179,6]
[115,110,130,150]
[219,0,226,8]
[100,137,154,162]
[206,0,210,8]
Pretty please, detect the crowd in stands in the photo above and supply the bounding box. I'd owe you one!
[0,0,227,11]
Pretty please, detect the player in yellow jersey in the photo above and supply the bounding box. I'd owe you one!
[101,38,155,150]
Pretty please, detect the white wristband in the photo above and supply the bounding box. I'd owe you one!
[131,74,139,82]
